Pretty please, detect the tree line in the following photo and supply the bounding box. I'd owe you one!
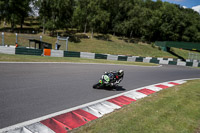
[0,0,200,42]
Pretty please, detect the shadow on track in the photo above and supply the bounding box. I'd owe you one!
[114,86,126,91]
[96,86,126,91]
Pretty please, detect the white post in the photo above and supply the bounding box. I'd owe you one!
[56,36,69,50]
[56,36,60,50]
[40,36,42,41]
[196,53,198,60]
[2,32,4,46]
[16,33,18,44]
[66,37,69,51]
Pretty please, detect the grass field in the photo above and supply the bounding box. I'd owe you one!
[73,80,200,133]
[0,53,158,66]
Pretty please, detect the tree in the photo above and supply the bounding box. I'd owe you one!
[87,0,110,35]
[1,0,200,43]
[112,0,133,36]
[0,0,6,21]
[73,0,110,37]
[37,0,74,35]
[72,0,90,33]
[18,0,32,30]
[0,0,32,31]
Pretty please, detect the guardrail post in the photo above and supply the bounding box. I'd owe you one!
[66,37,69,51]
[40,36,42,41]
[16,33,18,44]
[56,36,60,50]
[2,32,4,46]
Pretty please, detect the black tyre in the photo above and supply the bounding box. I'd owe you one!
[93,83,102,89]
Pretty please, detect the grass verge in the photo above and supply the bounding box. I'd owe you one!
[0,53,158,66]
[73,80,200,133]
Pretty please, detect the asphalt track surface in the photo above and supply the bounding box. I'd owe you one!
[0,62,200,129]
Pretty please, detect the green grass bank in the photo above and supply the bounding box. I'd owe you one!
[0,53,158,66]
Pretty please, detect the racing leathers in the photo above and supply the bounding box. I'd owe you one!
[104,70,124,86]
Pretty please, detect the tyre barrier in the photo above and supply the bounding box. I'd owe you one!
[1,80,186,133]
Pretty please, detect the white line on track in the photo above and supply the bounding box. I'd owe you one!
[0,61,162,67]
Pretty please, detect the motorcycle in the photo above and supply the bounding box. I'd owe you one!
[93,72,122,89]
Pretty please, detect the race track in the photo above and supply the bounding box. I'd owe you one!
[0,62,200,129]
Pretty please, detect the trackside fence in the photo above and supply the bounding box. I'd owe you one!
[15,47,43,56]
[0,46,200,67]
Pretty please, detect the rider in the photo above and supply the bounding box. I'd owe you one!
[104,70,124,86]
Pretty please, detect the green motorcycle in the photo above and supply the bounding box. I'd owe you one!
[93,73,119,89]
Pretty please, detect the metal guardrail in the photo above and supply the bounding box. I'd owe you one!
[56,36,69,51]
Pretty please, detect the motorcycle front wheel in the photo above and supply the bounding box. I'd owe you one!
[93,83,102,89]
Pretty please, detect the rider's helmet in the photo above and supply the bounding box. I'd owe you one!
[118,70,124,77]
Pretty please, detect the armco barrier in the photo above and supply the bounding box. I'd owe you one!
[51,50,63,57]
[0,46,15,54]
[143,58,151,63]
[159,60,169,64]
[15,47,43,56]
[177,62,186,66]
[118,56,128,61]
[193,62,199,67]
[1,46,200,68]
[107,54,118,61]
[127,56,137,62]
[95,53,107,59]
[186,62,193,66]
[14,49,200,67]
[150,58,160,64]
[80,52,95,59]
[169,61,177,65]
[64,51,80,57]
[135,57,144,62]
